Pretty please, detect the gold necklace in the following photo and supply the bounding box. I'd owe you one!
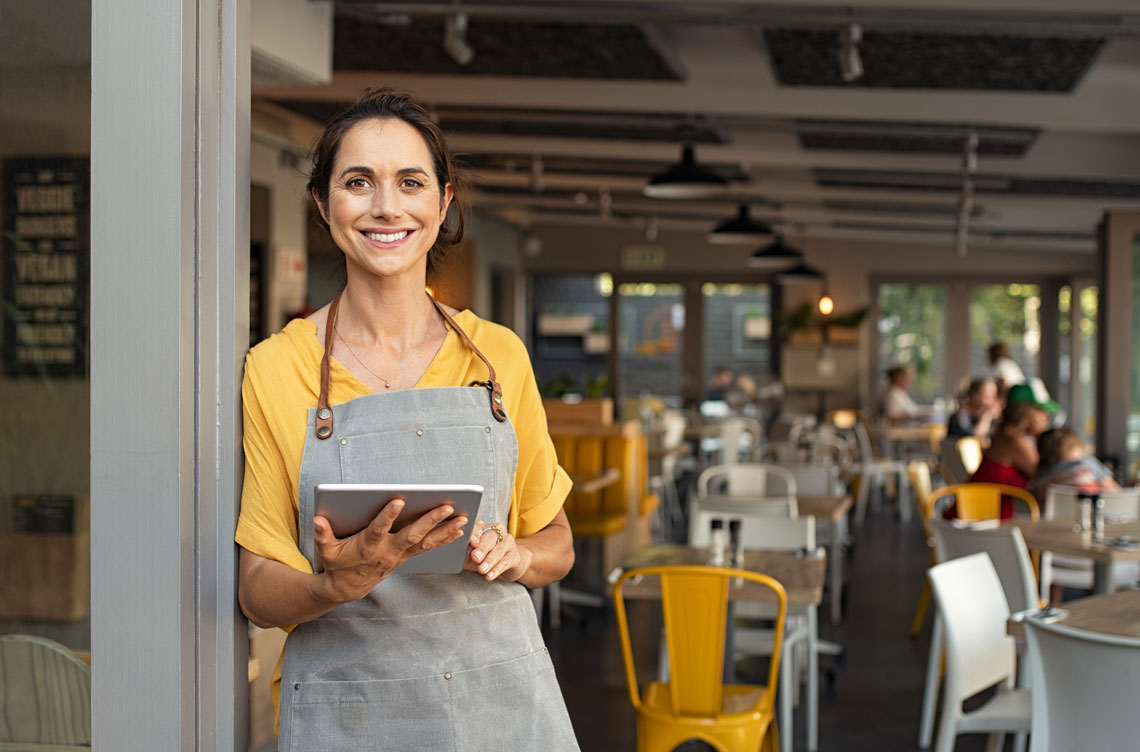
[333,321,411,389]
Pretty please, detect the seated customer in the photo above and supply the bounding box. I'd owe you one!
[881,364,923,425]
[1034,427,1119,499]
[945,401,1050,519]
[947,377,1001,438]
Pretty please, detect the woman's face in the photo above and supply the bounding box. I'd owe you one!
[316,118,453,282]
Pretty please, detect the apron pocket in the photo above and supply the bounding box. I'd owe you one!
[449,648,580,752]
[283,675,454,752]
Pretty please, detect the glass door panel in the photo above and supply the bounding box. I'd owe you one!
[969,283,1041,384]
[701,282,773,404]
[877,283,948,402]
[618,282,683,406]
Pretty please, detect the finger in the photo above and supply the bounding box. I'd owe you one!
[469,525,502,565]
[475,531,511,574]
[396,503,456,548]
[361,498,404,547]
[483,545,519,581]
[468,521,487,548]
[415,515,468,553]
[313,515,337,547]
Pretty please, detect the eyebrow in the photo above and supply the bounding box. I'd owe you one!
[337,165,430,180]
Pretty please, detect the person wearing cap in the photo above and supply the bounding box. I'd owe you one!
[987,342,1025,396]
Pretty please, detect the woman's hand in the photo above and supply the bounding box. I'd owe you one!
[465,520,533,582]
[314,499,469,603]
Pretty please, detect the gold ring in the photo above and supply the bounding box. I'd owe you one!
[486,525,505,543]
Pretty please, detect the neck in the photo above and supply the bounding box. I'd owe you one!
[336,274,441,350]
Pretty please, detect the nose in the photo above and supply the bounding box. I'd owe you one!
[369,183,403,219]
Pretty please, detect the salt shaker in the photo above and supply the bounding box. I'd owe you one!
[708,518,727,566]
[1091,494,1106,542]
[1076,492,1094,534]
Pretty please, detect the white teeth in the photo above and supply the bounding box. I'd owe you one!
[366,230,408,243]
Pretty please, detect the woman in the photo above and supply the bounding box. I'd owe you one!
[946,377,1001,438]
[949,401,1050,519]
[987,342,1025,396]
[881,364,922,425]
[235,90,579,750]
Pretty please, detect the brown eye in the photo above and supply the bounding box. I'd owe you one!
[401,178,424,190]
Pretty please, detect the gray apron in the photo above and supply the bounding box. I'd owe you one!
[278,296,579,751]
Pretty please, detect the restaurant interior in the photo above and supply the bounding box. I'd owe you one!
[4,0,1140,750]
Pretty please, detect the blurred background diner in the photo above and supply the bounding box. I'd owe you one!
[6,1,1140,750]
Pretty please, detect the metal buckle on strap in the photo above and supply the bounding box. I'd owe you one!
[469,380,508,423]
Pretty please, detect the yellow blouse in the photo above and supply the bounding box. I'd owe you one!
[235,310,571,572]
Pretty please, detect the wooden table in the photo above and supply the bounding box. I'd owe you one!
[886,422,947,456]
[695,494,852,625]
[615,544,826,752]
[1008,588,1140,639]
[568,468,621,493]
[1010,520,1140,594]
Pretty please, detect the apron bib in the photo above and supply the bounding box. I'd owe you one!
[277,297,579,752]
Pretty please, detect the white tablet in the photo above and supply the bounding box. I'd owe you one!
[313,483,483,574]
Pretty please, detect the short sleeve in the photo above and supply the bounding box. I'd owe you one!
[235,352,312,573]
[504,338,571,539]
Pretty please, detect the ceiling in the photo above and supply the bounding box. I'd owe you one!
[253,0,1140,255]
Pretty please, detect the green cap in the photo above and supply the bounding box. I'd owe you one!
[1006,379,1059,413]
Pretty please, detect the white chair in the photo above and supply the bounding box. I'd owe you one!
[926,553,1031,752]
[0,634,91,749]
[696,462,796,501]
[921,522,1038,749]
[1024,617,1140,752]
[1039,485,1140,598]
[690,514,818,752]
[782,463,847,624]
[828,410,909,525]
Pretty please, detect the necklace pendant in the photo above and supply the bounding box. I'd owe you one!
[384,380,391,389]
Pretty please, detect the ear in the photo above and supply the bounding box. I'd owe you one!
[311,186,330,225]
[439,182,454,222]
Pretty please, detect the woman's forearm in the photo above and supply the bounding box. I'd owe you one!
[238,548,346,629]
[514,513,575,589]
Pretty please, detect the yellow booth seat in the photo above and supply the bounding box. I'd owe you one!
[551,422,658,574]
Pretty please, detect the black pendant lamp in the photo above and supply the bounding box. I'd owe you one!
[643,144,728,199]
[775,261,825,283]
[748,235,803,268]
[707,204,774,244]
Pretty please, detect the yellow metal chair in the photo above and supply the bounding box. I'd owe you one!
[907,460,937,637]
[614,565,786,752]
[922,482,1039,523]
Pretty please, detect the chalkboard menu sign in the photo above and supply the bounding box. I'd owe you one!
[2,156,89,377]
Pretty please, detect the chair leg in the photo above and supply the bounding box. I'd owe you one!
[919,615,943,748]
[853,474,869,526]
[548,580,561,629]
[780,636,795,752]
[763,719,780,752]
[911,580,930,637]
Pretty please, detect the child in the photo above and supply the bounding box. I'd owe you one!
[1033,427,1119,499]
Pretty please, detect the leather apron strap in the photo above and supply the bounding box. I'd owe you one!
[314,293,507,440]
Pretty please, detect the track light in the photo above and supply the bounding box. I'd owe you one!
[443,12,474,66]
[707,204,775,244]
[838,24,863,83]
[643,144,728,199]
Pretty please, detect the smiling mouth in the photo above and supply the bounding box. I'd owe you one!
[364,230,410,243]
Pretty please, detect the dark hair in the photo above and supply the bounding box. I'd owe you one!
[1037,427,1085,469]
[964,377,994,399]
[886,364,911,381]
[1000,401,1044,432]
[306,88,467,275]
[988,343,1010,361]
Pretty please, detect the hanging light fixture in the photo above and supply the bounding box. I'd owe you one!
[707,204,774,244]
[775,261,824,283]
[747,235,803,268]
[818,291,835,315]
[643,144,727,199]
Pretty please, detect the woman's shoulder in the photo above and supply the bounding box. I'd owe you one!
[453,310,529,362]
[244,318,321,384]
